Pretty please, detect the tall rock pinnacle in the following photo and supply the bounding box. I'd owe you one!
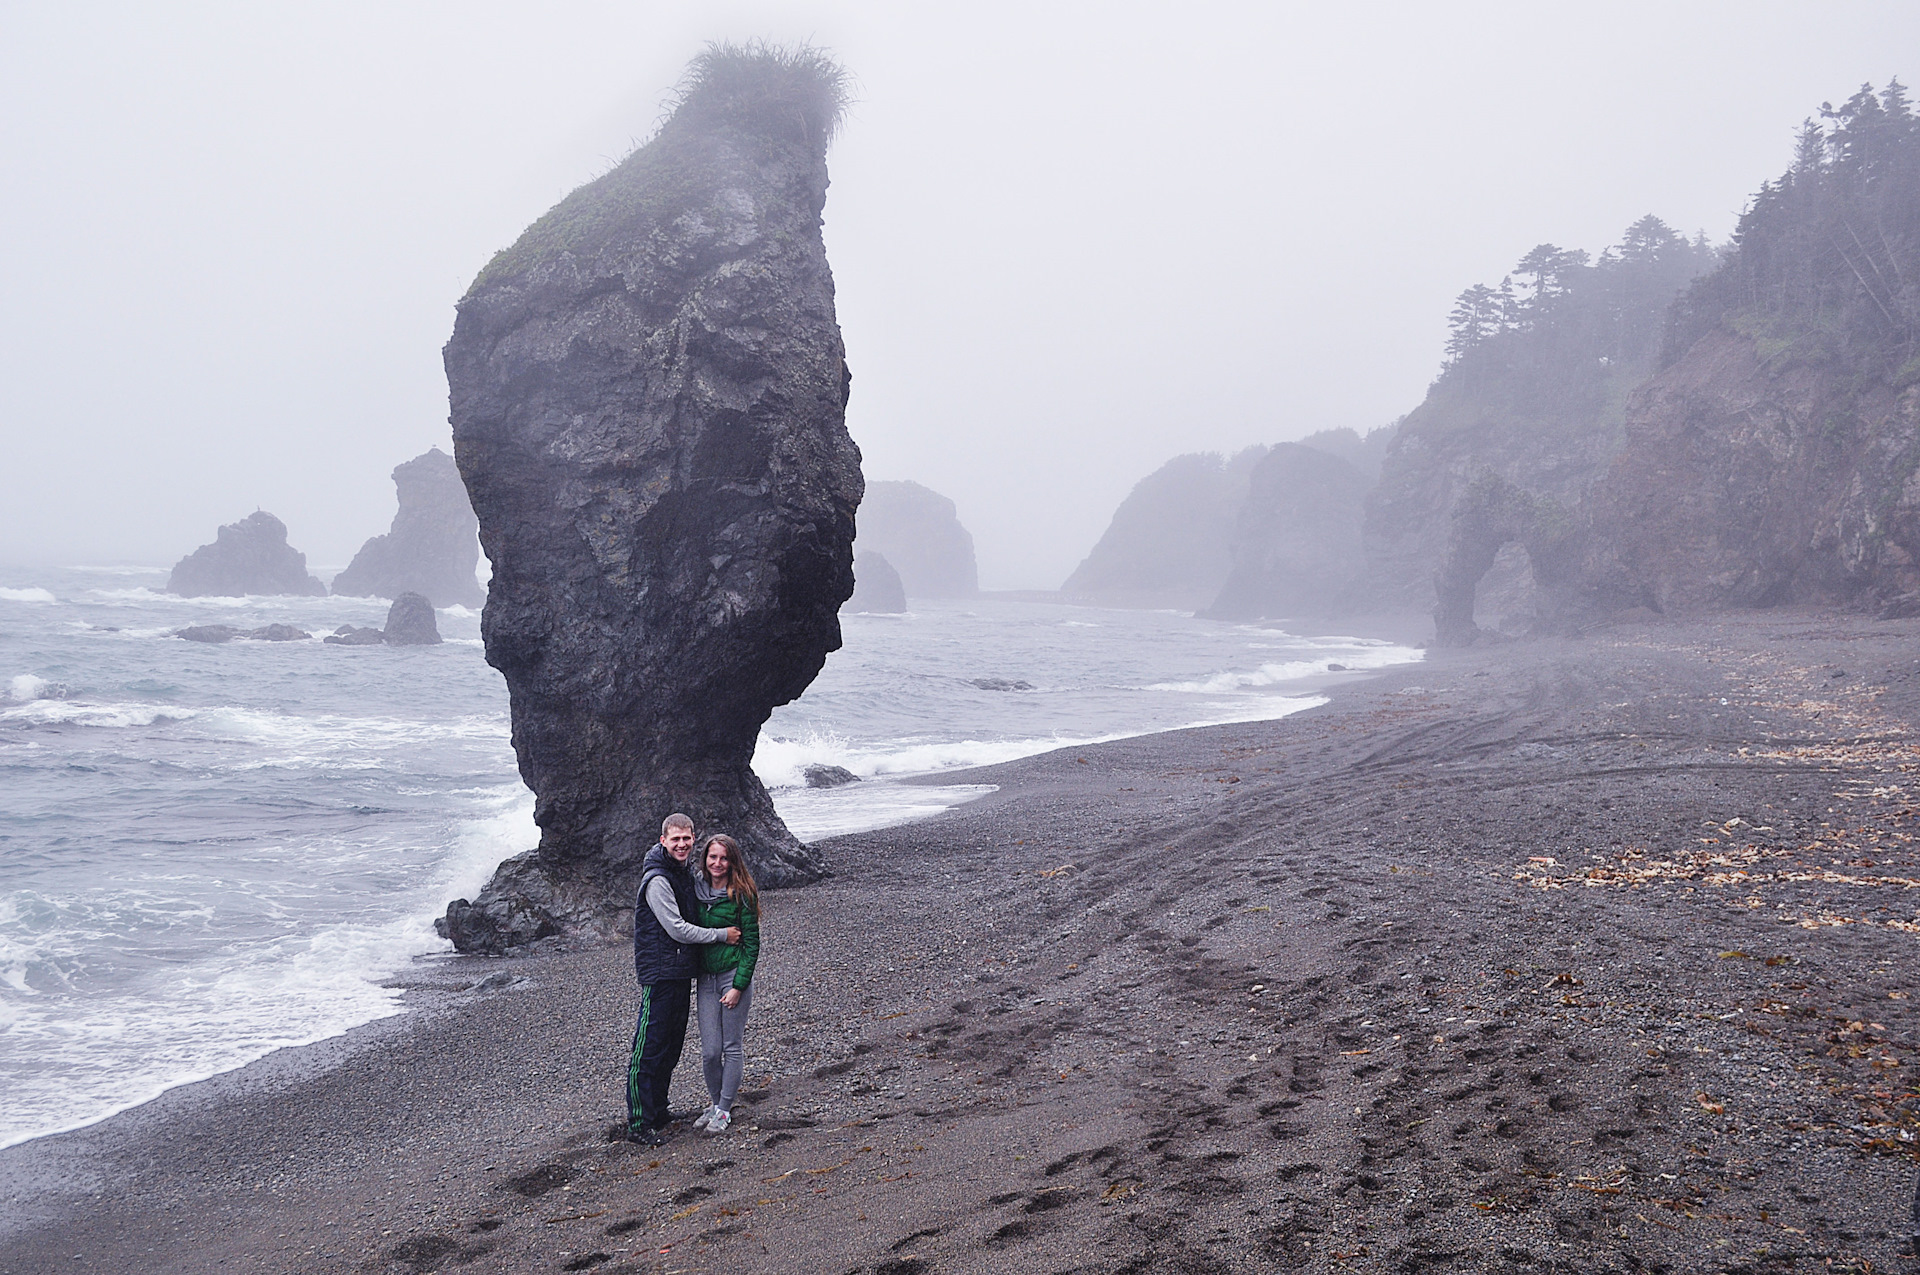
[438,44,860,953]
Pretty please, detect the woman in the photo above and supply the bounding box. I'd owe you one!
[690,833,760,1134]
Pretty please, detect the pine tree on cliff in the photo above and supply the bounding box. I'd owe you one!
[1667,79,1919,365]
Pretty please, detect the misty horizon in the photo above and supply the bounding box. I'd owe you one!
[4,3,1917,588]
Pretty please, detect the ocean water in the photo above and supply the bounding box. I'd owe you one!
[0,565,1420,1149]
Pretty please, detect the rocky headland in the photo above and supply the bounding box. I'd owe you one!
[164,511,327,598]
[1061,447,1266,610]
[853,479,978,598]
[1204,442,1370,621]
[330,448,484,609]
[438,44,860,953]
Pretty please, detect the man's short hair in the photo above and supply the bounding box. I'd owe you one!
[662,813,694,835]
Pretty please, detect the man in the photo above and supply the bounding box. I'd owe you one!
[627,813,740,1145]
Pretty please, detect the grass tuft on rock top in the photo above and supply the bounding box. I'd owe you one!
[465,41,849,297]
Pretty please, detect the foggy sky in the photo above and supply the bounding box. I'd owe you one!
[4,2,1917,589]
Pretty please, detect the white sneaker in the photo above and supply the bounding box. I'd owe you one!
[706,1109,732,1134]
[691,1106,717,1130]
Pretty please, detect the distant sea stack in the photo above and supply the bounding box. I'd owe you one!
[330,448,484,608]
[1062,449,1265,610]
[439,44,859,953]
[843,551,907,613]
[1204,444,1369,620]
[854,481,977,597]
[165,511,327,598]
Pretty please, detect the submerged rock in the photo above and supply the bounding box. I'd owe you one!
[330,448,484,608]
[802,763,860,788]
[381,592,442,645]
[969,677,1033,691]
[843,551,907,613]
[165,512,327,598]
[324,625,385,646]
[177,624,240,643]
[247,624,311,641]
[855,481,977,598]
[438,45,860,953]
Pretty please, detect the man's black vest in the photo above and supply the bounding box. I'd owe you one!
[633,843,699,984]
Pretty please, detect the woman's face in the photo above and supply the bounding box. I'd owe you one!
[705,842,730,880]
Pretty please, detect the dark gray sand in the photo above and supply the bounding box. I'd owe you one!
[7,611,1920,1274]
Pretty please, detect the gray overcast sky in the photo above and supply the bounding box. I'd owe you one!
[3,2,1917,588]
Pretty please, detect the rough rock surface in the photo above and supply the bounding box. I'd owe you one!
[1203,443,1370,620]
[165,512,327,598]
[1062,448,1265,609]
[439,47,859,953]
[802,763,860,788]
[331,448,485,608]
[177,625,239,643]
[324,625,385,647]
[1586,328,1920,614]
[381,592,442,645]
[842,550,906,613]
[853,480,977,597]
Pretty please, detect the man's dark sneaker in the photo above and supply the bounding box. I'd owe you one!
[625,1126,666,1147]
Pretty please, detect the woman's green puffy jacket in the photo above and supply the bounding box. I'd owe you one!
[695,891,760,991]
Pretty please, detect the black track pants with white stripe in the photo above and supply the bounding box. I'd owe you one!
[627,978,691,1134]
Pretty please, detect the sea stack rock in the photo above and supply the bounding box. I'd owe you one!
[165,512,327,598]
[843,551,907,613]
[855,481,978,597]
[331,448,485,608]
[381,592,442,645]
[439,45,859,953]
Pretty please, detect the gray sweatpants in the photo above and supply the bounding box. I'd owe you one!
[695,970,753,1113]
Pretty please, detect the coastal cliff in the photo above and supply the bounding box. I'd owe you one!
[1061,448,1265,609]
[331,448,484,608]
[853,480,977,598]
[439,44,859,953]
[1584,83,1920,616]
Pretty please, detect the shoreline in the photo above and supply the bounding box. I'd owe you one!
[0,614,1420,1159]
[10,608,1920,1271]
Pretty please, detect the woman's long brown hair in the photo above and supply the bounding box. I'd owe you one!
[703,833,760,919]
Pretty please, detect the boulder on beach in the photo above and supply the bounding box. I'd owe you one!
[381,592,442,646]
[854,481,978,598]
[437,45,860,953]
[802,763,861,788]
[165,512,327,599]
[843,551,907,613]
[330,448,485,609]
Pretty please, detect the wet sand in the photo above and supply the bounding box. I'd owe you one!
[6,610,1920,1274]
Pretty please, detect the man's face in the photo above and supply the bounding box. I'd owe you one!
[663,826,695,861]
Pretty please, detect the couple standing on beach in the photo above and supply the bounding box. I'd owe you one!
[625,813,762,1145]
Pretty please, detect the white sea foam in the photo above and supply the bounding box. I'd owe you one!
[7,675,51,703]
[0,700,196,728]
[1145,642,1422,694]
[774,782,995,841]
[0,587,56,603]
[0,783,537,1151]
